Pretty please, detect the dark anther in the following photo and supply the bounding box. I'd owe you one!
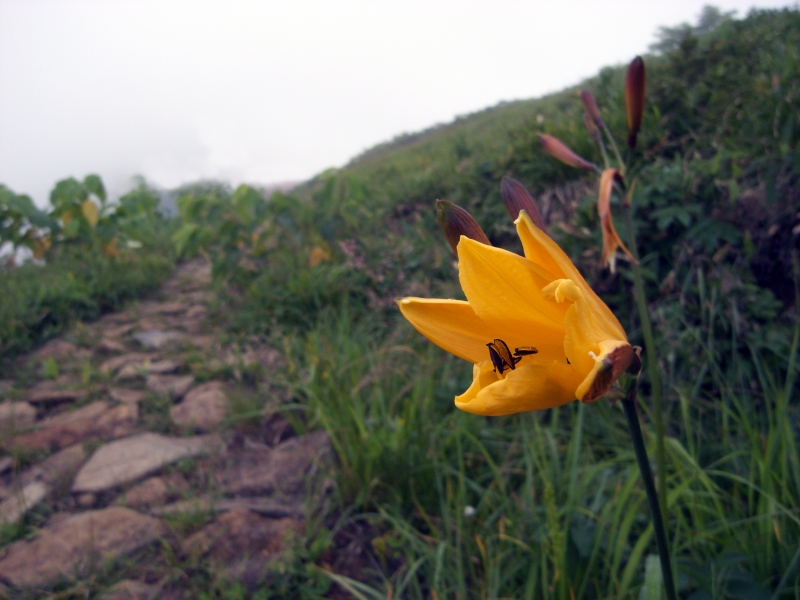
[487,339,537,374]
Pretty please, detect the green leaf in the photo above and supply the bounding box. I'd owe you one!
[83,174,106,202]
[638,555,664,600]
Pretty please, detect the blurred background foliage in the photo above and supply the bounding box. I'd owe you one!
[1,7,799,598]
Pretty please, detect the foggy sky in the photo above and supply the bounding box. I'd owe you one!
[0,0,794,206]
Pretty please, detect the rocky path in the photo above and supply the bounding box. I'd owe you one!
[0,260,330,598]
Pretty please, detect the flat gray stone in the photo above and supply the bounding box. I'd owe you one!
[72,432,218,493]
[0,401,36,430]
[117,359,181,380]
[100,579,160,600]
[109,388,147,406]
[146,374,194,400]
[170,381,227,431]
[0,507,167,588]
[152,495,304,519]
[0,482,48,524]
[27,381,86,405]
[98,337,128,354]
[117,473,188,510]
[8,403,136,453]
[139,301,188,316]
[34,339,77,360]
[99,353,154,374]
[223,430,330,496]
[133,329,185,350]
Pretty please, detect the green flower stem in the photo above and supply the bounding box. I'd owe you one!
[622,203,668,520]
[603,124,626,174]
[622,395,677,600]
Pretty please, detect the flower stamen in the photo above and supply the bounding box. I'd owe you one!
[486,339,538,374]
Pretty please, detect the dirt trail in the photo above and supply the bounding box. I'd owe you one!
[0,259,330,598]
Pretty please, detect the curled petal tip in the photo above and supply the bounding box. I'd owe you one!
[500,177,547,232]
[539,134,596,171]
[435,199,490,255]
[625,56,646,148]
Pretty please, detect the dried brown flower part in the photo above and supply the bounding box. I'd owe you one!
[500,177,547,232]
[539,134,597,171]
[598,169,637,272]
[625,56,646,148]
[435,200,491,255]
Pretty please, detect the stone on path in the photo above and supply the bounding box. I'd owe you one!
[28,444,87,485]
[102,323,135,339]
[133,329,185,350]
[0,457,12,475]
[152,495,305,519]
[100,580,160,600]
[109,388,147,406]
[183,508,301,589]
[99,338,128,354]
[27,380,86,405]
[0,507,167,588]
[118,473,188,510]
[100,353,154,374]
[0,401,36,431]
[0,481,48,524]
[223,430,330,496]
[8,402,137,453]
[117,359,181,380]
[146,374,194,400]
[33,339,77,360]
[170,381,227,431]
[72,432,219,493]
[139,301,188,316]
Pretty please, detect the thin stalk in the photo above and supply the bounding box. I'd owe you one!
[622,396,677,600]
[622,201,668,519]
[602,124,625,174]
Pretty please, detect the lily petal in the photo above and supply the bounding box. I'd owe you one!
[542,279,631,396]
[516,212,625,340]
[396,298,499,364]
[457,237,568,353]
[455,360,583,416]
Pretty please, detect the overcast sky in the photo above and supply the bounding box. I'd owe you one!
[0,0,795,206]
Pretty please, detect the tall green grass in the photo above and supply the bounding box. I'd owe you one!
[279,300,798,599]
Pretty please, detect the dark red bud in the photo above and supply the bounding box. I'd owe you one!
[539,134,597,171]
[500,177,547,232]
[580,90,605,129]
[583,112,601,143]
[625,56,646,148]
[435,200,491,255]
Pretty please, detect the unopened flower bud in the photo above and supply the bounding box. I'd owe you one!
[580,90,605,129]
[583,112,601,144]
[539,134,597,171]
[500,177,547,232]
[625,56,646,148]
[435,200,491,255]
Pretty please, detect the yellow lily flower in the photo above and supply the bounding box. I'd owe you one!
[397,211,634,416]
